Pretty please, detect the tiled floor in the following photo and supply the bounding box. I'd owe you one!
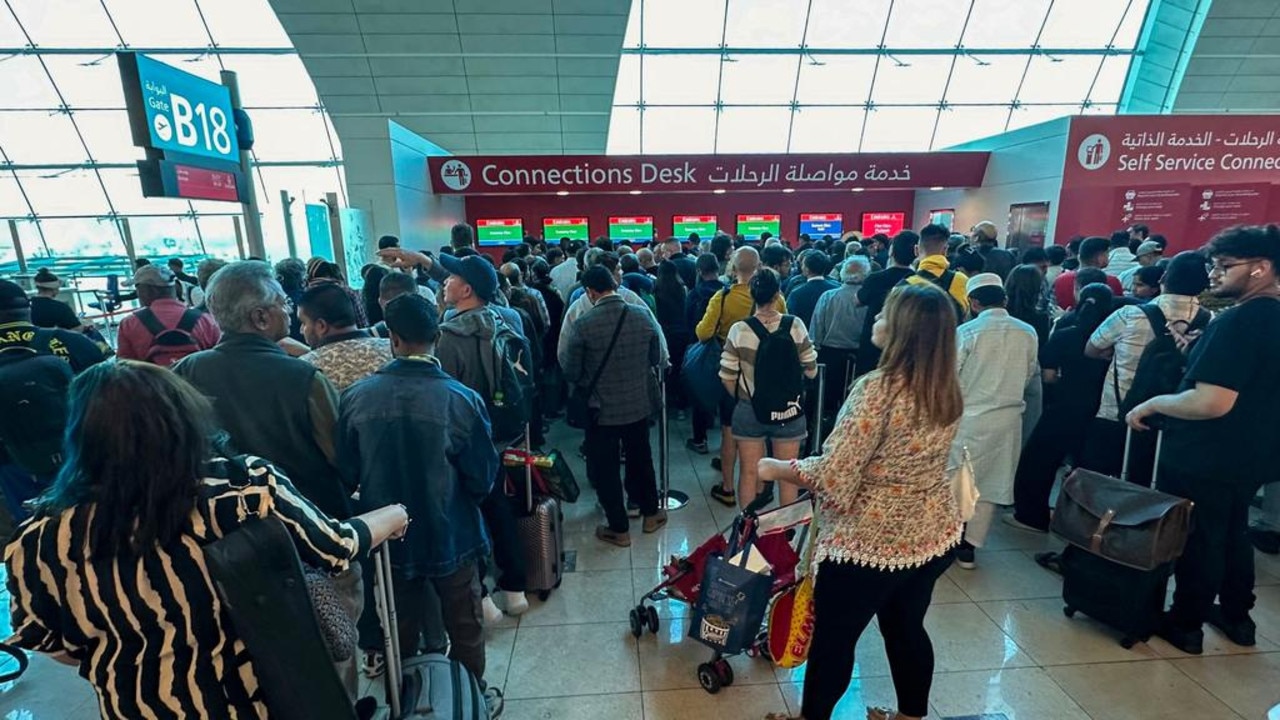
[3,417,1280,719]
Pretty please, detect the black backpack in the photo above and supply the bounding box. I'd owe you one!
[479,311,535,443]
[1117,304,1212,416]
[0,332,73,476]
[137,307,203,367]
[901,268,965,320]
[742,316,805,425]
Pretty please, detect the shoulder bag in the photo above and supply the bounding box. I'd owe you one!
[566,307,628,429]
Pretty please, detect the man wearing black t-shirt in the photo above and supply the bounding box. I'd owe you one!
[853,231,917,376]
[1126,224,1280,654]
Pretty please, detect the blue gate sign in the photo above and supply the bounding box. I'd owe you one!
[119,53,240,164]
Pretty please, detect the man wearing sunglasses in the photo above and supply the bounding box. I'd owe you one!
[1127,224,1280,655]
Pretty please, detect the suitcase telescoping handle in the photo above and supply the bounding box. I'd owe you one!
[524,423,534,514]
[373,546,403,718]
[1121,424,1163,486]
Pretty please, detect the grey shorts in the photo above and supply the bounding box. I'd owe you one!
[731,401,808,442]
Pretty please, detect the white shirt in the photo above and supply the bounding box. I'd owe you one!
[1106,247,1138,278]
[1089,294,1201,421]
[550,258,579,302]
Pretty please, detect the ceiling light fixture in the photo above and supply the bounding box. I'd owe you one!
[629,190,642,195]
[782,188,795,193]
[930,186,944,191]
[713,189,727,195]
[851,187,865,193]
[556,190,569,196]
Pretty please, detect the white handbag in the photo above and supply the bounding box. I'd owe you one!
[950,446,979,522]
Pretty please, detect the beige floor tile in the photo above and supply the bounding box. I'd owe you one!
[945,549,1065,602]
[484,626,519,692]
[1171,652,1280,719]
[1147,625,1278,658]
[565,531,633,572]
[774,619,893,685]
[504,623,641,699]
[779,674,903,720]
[518,569,634,627]
[1253,585,1280,644]
[637,616,778,691]
[502,692,645,720]
[930,573,971,605]
[1048,659,1243,720]
[982,517,1060,553]
[929,667,1091,720]
[643,682,789,719]
[630,522,723,570]
[0,654,98,717]
[979,598,1162,665]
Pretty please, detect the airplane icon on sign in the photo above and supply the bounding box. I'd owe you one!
[154,114,173,142]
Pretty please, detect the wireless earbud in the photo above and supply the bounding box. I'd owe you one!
[1251,270,1262,277]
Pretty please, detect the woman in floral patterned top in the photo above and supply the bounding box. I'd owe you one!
[760,283,964,720]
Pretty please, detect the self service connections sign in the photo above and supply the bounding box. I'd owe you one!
[119,53,239,163]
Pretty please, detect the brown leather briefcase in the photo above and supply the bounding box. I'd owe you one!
[1052,467,1194,571]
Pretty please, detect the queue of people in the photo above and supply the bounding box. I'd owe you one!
[0,219,1276,720]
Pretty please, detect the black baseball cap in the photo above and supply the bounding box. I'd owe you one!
[0,279,30,310]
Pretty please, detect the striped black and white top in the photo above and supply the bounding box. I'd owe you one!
[3,456,370,720]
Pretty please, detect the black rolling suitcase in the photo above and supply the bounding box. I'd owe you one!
[371,546,486,719]
[1051,428,1192,648]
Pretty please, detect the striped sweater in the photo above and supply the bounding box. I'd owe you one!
[720,313,819,399]
[4,456,370,719]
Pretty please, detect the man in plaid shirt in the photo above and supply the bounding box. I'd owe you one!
[561,265,668,547]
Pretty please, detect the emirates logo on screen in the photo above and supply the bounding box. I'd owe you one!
[440,159,472,190]
[1077,133,1111,171]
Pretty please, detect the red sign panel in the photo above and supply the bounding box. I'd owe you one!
[543,217,588,226]
[174,164,238,202]
[861,212,905,237]
[477,218,521,227]
[608,216,653,225]
[738,214,780,223]
[1063,115,1280,188]
[1115,185,1193,229]
[800,213,842,222]
[428,153,990,195]
[1187,183,1272,244]
[674,214,717,224]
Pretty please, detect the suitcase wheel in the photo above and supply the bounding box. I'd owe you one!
[696,663,722,694]
[713,658,734,687]
[1063,605,1076,619]
[1120,636,1137,649]
[538,589,552,602]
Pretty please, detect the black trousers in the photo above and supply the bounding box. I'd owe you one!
[815,346,858,420]
[480,473,527,592]
[587,418,659,532]
[1159,467,1259,629]
[393,562,487,688]
[802,553,954,720]
[1012,408,1091,530]
[1079,417,1158,487]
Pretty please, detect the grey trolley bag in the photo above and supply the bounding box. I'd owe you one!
[512,425,565,600]
[371,546,486,719]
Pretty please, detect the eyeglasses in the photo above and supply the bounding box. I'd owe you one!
[1208,260,1256,275]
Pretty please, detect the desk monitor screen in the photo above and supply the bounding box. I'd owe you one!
[672,214,718,239]
[737,214,781,240]
[799,213,843,237]
[542,217,589,243]
[608,215,654,242]
[476,218,524,246]
[860,212,905,237]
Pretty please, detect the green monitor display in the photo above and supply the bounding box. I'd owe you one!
[608,215,654,242]
[543,216,589,242]
[672,214,718,239]
[737,214,781,241]
[476,218,524,246]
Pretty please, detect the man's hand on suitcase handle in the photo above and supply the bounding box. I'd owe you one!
[1125,401,1164,432]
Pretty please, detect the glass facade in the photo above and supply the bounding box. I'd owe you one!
[607,0,1152,154]
[0,0,345,269]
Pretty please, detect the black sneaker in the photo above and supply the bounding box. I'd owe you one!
[709,484,736,506]
[710,457,722,472]
[1034,551,1063,575]
[1249,525,1280,555]
[1157,614,1204,655]
[685,438,709,454]
[1206,604,1257,647]
[955,540,976,570]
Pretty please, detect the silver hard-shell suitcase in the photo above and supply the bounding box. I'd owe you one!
[513,429,564,600]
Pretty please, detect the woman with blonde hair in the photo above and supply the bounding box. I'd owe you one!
[760,283,965,720]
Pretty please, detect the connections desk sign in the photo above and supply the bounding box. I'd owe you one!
[428,152,990,195]
[118,52,245,203]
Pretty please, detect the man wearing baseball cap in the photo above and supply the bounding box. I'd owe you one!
[1118,240,1164,293]
[116,264,221,366]
[971,221,1015,281]
[950,272,1041,570]
[434,252,533,622]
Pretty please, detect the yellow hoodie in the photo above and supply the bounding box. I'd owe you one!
[905,255,970,314]
[695,283,788,343]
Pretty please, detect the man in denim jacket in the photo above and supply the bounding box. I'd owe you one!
[337,294,502,712]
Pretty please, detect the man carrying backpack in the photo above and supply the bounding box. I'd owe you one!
[904,223,970,318]
[1126,225,1280,654]
[435,253,532,620]
[1081,252,1210,487]
[0,279,106,528]
[116,265,220,367]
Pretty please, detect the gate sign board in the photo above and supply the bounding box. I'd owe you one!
[119,52,239,164]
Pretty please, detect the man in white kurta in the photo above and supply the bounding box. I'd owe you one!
[952,273,1040,569]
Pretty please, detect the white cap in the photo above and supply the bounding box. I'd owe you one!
[965,272,1003,296]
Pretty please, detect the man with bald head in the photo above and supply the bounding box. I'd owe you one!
[694,246,788,506]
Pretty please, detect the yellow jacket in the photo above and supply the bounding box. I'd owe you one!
[695,284,788,343]
[905,255,970,314]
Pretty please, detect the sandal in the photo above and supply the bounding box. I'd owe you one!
[1034,551,1063,575]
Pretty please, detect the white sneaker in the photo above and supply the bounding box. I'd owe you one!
[481,595,504,626]
[502,590,529,616]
